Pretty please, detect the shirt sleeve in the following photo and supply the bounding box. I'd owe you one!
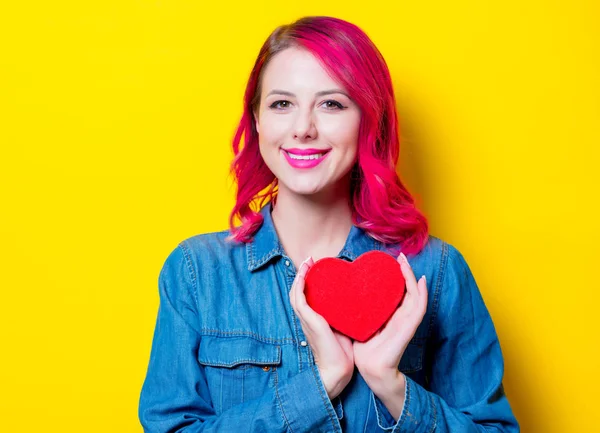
[371,243,520,432]
[138,244,343,433]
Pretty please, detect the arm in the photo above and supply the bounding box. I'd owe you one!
[138,244,343,433]
[372,244,520,432]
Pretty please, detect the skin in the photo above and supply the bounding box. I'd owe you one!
[254,46,428,422]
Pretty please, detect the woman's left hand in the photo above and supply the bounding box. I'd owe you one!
[352,252,428,395]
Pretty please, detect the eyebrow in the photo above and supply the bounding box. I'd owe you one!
[266,89,351,99]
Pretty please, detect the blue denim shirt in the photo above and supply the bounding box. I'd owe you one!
[139,203,519,432]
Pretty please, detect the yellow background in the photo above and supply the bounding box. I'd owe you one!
[1,1,598,431]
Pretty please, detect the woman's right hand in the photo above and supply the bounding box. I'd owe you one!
[289,257,354,400]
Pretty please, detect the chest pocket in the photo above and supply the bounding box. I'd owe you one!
[197,335,282,415]
[399,339,424,373]
[398,316,428,375]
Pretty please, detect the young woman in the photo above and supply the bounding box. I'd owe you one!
[139,16,519,433]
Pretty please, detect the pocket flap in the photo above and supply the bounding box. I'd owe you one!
[197,335,282,368]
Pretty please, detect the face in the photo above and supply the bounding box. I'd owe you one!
[254,47,361,198]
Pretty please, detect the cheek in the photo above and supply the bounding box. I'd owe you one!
[320,114,360,149]
[258,114,290,142]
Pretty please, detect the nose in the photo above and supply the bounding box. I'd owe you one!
[293,107,318,141]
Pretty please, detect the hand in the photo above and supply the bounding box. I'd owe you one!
[289,257,354,400]
[353,252,428,394]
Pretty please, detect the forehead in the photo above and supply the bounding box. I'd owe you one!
[261,47,341,93]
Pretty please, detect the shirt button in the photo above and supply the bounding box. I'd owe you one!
[262,366,271,372]
[300,341,308,347]
[284,260,290,266]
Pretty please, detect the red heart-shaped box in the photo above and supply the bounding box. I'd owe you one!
[304,250,406,342]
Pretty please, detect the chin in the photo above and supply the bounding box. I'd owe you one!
[280,179,326,197]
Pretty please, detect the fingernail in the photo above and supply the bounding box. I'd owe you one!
[299,256,312,275]
[420,275,426,283]
[400,252,411,268]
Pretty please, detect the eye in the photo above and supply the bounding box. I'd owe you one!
[322,100,345,110]
[269,100,291,110]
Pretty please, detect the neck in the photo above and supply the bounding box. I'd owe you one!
[270,181,354,268]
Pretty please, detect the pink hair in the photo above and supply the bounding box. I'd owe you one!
[227,16,429,255]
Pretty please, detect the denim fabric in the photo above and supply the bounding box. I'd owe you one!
[139,202,519,432]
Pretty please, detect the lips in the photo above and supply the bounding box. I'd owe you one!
[282,147,331,157]
[281,147,331,169]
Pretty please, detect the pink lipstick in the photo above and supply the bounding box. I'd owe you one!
[281,147,331,169]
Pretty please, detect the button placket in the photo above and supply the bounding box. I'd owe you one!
[283,255,312,371]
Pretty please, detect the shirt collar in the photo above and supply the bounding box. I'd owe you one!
[246,201,381,272]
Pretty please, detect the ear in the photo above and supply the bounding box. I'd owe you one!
[253,109,259,131]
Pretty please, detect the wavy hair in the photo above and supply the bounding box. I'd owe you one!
[227,16,429,255]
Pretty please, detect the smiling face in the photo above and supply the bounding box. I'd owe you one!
[254,46,361,199]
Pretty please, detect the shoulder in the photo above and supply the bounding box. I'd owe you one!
[394,235,475,306]
[424,235,473,284]
[406,234,469,271]
[416,236,485,314]
[160,228,249,284]
[168,228,246,267]
[157,229,249,300]
[178,228,240,255]
[397,234,454,273]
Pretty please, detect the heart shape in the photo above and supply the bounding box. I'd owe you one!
[304,250,406,342]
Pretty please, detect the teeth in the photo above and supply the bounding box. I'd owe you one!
[287,152,325,160]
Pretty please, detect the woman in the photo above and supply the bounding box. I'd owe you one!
[139,16,519,432]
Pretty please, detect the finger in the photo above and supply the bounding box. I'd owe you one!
[402,276,428,334]
[333,330,353,360]
[293,257,319,319]
[298,256,314,278]
[289,273,297,310]
[295,264,331,330]
[376,304,404,340]
[292,259,308,310]
[398,252,418,297]
[295,271,322,322]
[416,275,428,315]
[294,256,313,307]
[289,256,313,310]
